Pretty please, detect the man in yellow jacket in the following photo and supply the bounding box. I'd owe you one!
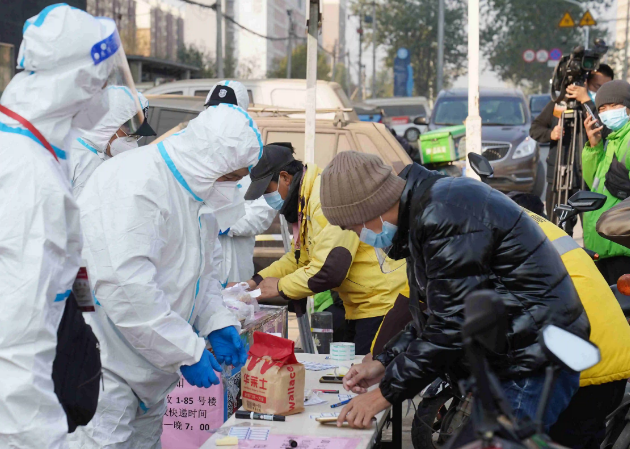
[241,144,409,354]
[509,193,630,449]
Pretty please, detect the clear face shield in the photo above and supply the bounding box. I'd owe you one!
[374,247,406,274]
[91,20,144,134]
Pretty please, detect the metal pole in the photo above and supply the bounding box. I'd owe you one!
[358,15,363,101]
[437,0,445,93]
[345,51,351,95]
[466,0,481,180]
[584,26,589,50]
[331,40,337,80]
[624,0,630,80]
[216,0,224,78]
[371,1,377,98]
[286,10,293,79]
[305,0,319,165]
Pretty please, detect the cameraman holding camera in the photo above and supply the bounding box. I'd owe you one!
[530,64,614,217]
[583,80,630,284]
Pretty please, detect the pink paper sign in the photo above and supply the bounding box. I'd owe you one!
[161,376,225,449]
[237,435,362,449]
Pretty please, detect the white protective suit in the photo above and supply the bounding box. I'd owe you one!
[218,176,277,284]
[0,6,121,449]
[205,81,277,284]
[68,100,263,448]
[69,90,149,198]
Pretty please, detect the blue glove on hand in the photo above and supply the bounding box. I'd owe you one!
[180,349,222,388]
[218,228,230,236]
[208,326,247,367]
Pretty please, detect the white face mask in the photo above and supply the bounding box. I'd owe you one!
[206,181,244,231]
[109,136,138,156]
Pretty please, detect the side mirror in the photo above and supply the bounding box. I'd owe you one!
[467,153,494,179]
[413,116,427,125]
[540,325,600,372]
[568,191,607,213]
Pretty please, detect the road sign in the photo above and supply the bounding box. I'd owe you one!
[523,49,535,63]
[579,10,596,27]
[559,11,575,28]
[394,48,412,97]
[536,49,549,63]
[549,48,562,61]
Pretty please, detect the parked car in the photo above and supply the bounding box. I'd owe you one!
[529,93,551,118]
[143,78,359,121]
[143,95,413,266]
[364,96,431,143]
[426,88,544,196]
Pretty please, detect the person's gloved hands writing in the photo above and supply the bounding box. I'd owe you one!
[180,349,222,388]
[208,326,248,368]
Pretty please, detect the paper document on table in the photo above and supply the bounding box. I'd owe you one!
[338,394,355,402]
[228,427,270,441]
[300,361,338,371]
[234,435,362,449]
[304,392,327,406]
[309,412,340,419]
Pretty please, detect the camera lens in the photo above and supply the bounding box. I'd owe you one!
[583,57,596,69]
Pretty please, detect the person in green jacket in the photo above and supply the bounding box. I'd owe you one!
[583,79,630,284]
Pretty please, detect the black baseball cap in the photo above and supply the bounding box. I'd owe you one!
[245,143,296,200]
[205,84,238,107]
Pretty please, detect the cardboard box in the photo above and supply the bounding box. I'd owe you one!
[241,332,305,416]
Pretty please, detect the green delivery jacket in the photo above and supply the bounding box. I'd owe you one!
[582,122,630,259]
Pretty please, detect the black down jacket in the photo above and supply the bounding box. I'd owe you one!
[375,164,590,405]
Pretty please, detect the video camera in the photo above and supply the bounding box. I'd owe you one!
[551,38,608,103]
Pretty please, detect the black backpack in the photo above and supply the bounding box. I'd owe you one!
[52,292,102,433]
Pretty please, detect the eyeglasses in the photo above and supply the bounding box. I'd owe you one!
[120,128,141,142]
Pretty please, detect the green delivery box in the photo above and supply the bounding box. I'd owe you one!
[419,125,466,164]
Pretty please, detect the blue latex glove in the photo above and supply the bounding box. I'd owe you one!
[207,326,247,367]
[218,227,230,236]
[180,349,222,388]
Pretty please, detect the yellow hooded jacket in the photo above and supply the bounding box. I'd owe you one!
[526,210,630,386]
[256,164,408,320]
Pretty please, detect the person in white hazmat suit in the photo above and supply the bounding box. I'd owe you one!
[203,82,278,284]
[68,81,263,448]
[0,5,144,449]
[69,90,155,198]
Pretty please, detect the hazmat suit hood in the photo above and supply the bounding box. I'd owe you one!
[157,102,263,204]
[0,5,119,154]
[205,80,250,110]
[79,88,148,153]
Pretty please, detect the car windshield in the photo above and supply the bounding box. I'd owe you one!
[381,104,427,117]
[530,95,550,117]
[434,96,527,126]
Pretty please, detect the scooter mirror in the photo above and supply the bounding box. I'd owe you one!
[540,325,600,372]
[467,153,494,179]
[567,191,607,213]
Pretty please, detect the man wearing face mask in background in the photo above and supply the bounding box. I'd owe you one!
[241,144,410,355]
[69,89,155,198]
[582,80,630,284]
[202,82,278,285]
[0,5,140,448]
[69,80,261,448]
[319,151,588,430]
[530,64,614,217]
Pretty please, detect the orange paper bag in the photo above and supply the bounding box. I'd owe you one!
[241,332,305,415]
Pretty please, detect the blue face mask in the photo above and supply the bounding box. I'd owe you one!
[359,217,398,248]
[588,90,596,103]
[263,186,284,211]
[600,107,630,132]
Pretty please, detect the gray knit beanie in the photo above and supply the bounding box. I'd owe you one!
[595,80,630,110]
[320,151,406,227]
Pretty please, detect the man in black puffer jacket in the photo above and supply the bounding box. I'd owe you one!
[319,151,590,430]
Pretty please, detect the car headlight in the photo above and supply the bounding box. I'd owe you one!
[512,137,537,159]
[405,127,421,142]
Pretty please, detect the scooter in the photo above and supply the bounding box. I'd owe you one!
[443,289,600,449]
